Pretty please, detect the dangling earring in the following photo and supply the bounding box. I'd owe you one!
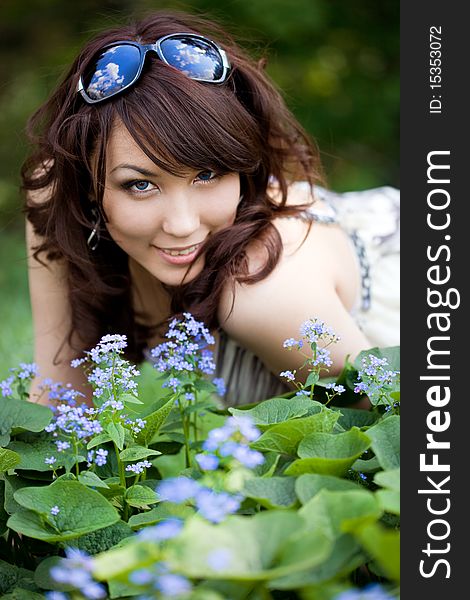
[87,206,101,251]
[238,193,244,204]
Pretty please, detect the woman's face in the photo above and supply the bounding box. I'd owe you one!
[102,121,241,286]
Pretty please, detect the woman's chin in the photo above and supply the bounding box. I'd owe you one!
[152,258,204,287]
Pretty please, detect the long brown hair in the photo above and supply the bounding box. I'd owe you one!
[21,10,325,364]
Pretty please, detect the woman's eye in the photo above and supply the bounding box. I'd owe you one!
[195,170,218,183]
[122,180,155,194]
[133,180,151,191]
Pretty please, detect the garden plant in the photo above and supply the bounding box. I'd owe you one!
[0,314,400,600]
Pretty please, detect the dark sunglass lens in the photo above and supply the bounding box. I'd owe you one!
[82,45,142,100]
[159,36,224,81]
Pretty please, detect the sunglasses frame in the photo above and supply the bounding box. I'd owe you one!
[77,32,231,104]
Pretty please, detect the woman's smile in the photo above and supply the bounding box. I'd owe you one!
[102,121,241,285]
[153,239,207,265]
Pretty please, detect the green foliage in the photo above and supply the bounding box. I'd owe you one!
[0,323,400,598]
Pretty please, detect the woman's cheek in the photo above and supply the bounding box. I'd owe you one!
[105,205,158,240]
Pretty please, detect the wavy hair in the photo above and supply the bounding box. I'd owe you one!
[21,10,325,364]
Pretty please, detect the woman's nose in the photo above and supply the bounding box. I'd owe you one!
[161,196,200,238]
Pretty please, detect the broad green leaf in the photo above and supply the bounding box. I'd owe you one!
[66,520,134,555]
[128,502,194,530]
[106,422,126,451]
[87,433,112,449]
[351,456,381,473]
[1,589,44,599]
[8,479,119,541]
[0,399,52,436]
[366,415,400,470]
[305,371,319,387]
[93,542,158,580]
[243,477,297,509]
[374,468,400,491]
[285,429,371,477]
[119,446,162,462]
[229,397,321,430]
[0,433,10,447]
[295,474,361,504]
[352,522,400,581]
[136,397,176,445]
[300,489,382,538]
[0,559,36,595]
[374,468,400,515]
[0,481,8,535]
[0,448,20,472]
[153,449,186,479]
[120,393,143,405]
[78,471,110,489]
[270,534,365,589]
[251,410,340,456]
[7,440,83,472]
[3,474,49,514]
[353,346,400,373]
[334,407,378,431]
[125,484,159,508]
[34,556,77,592]
[252,452,280,478]
[167,511,331,580]
[108,579,141,599]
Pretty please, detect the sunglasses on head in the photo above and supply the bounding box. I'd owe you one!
[77,32,231,104]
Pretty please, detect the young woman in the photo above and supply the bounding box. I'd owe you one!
[22,10,399,407]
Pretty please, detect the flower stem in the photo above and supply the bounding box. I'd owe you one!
[177,397,191,468]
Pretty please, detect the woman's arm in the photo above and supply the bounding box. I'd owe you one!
[217,222,371,385]
[26,196,91,405]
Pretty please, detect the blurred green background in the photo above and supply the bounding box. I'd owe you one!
[0,0,398,378]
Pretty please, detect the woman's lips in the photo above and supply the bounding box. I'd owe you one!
[154,241,204,266]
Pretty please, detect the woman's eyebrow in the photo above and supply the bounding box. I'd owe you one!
[110,164,160,177]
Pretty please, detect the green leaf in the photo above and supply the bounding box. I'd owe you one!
[7,440,84,472]
[106,422,126,450]
[334,407,379,431]
[167,511,332,581]
[352,521,400,581]
[270,534,365,589]
[66,520,134,555]
[243,477,297,509]
[351,456,381,473]
[136,397,176,446]
[119,446,162,462]
[120,393,144,405]
[34,556,76,592]
[0,448,21,472]
[78,471,110,489]
[252,452,280,477]
[125,484,159,508]
[305,371,319,387]
[108,579,142,599]
[285,429,371,477]
[128,502,194,530]
[229,397,318,430]
[300,489,382,539]
[295,474,361,504]
[365,415,400,470]
[7,479,120,541]
[0,399,52,436]
[1,589,44,599]
[87,433,112,449]
[251,410,340,456]
[0,559,36,595]
[374,468,400,515]
[354,346,400,373]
